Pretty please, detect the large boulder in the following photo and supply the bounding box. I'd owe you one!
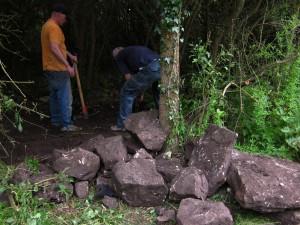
[124,110,167,151]
[177,198,233,225]
[227,150,300,212]
[79,134,105,151]
[95,135,128,170]
[156,158,183,184]
[112,158,168,207]
[169,167,208,201]
[123,134,144,154]
[184,139,198,161]
[52,148,100,181]
[189,124,237,196]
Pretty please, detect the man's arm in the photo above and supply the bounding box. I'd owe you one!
[115,52,132,80]
[67,51,78,63]
[50,43,74,76]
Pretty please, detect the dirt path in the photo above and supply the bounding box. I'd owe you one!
[1,103,119,165]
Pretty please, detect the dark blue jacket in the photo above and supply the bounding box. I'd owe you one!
[115,46,159,75]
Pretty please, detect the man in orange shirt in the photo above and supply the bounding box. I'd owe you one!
[41,3,81,132]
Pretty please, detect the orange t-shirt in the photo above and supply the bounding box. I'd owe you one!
[41,19,67,71]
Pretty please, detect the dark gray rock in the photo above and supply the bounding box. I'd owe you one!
[273,210,300,225]
[52,148,100,181]
[156,158,182,184]
[12,162,54,184]
[95,136,128,170]
[177,198,233,225]
[124,110,167,151]
[169,167,208,201]
[123,135,144,154]
[184,139,197,161]
[189,124,237,196]
[0,191,9,205]
[95,184,116,199]
[156,207,176,224]
[112,158,168,207]
[227,150,300,212]
[133,148,153,159]
[102,196,119,209]
[96,175,112,187]
[11,162,32,184]
[75,181,89,199]
[79,134,105,151]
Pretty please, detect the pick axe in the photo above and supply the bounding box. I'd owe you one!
[74,63,88,119]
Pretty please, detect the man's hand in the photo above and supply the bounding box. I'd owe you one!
[67,65,75,77]
[68,53,78,64]
[137,93,144,102]
[124,73,132,80]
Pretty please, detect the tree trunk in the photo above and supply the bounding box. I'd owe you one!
[159,26,181,152]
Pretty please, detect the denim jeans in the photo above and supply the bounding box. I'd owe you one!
[44,71,73,127]
[117,60,160,128]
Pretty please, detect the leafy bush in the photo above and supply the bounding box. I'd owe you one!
[179,16,300,160]
[178,42,233,144]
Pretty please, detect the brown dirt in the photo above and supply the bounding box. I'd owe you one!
[0,102,121,165]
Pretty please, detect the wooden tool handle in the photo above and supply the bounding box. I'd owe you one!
[74,64,88,118]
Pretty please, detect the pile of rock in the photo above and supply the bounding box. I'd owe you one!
[9,110,300,225]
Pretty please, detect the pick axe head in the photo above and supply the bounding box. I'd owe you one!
[82,104,89,119]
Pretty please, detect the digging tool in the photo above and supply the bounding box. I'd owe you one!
[74,63,89,119]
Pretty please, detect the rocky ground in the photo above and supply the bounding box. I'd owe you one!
[1,105,300,225]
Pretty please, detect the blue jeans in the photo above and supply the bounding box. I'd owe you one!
[117,60,160,128]
[44,71,73,127]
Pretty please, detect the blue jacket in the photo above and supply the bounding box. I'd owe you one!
[115,46,159,75]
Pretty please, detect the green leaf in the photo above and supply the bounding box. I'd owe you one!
[6,217,15,224]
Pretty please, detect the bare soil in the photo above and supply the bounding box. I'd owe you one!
[0,101,121,165]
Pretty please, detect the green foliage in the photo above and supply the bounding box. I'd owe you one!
[24,157,39,175]
[178,14,300,160]
[160,0,182,32]
[234,212,274,225]
[233,16,300,158]
[178,42,233,144]
[0,162,55,224]
[281,97,300,159]
[0,179,57,225]
[0,162,155,225]
[64,199,124,225]
[235,142,293,159]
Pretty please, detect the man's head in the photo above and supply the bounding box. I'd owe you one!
[112,47,124,58]
[51,3,68,26]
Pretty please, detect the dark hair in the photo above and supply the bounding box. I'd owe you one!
[52,3,67,15]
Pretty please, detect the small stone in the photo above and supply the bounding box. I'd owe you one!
[102,196,119,209]
[96,175,112,187]
[75,181,89,199]
[156,207,176,224]
[133,148,153,159]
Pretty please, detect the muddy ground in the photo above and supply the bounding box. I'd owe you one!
[0,99,124,165]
